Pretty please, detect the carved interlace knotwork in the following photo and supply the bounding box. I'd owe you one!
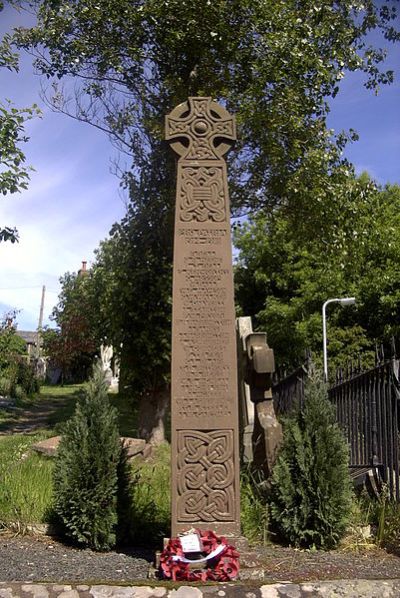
[166,98,236,222]
[180,166,225,222]
[177,430,235,522]
[165,97,236,160]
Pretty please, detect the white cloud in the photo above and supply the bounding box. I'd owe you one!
[0,113,126,330]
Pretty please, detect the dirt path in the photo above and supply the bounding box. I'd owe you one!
[0,401,64,435]
[0,387,81,435]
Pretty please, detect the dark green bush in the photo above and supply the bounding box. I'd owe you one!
[269,370,353,549]
[0,359,39,401]
[53,365,124,550]
[15,359,40,397]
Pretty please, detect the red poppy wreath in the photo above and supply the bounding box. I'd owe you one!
[159,529,240,582]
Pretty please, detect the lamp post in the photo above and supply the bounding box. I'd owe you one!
[322,297,356,381]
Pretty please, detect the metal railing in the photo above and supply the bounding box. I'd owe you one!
[273,363,308,416]
[272,348,400,500]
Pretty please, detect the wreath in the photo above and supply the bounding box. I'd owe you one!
[159,529,239,582]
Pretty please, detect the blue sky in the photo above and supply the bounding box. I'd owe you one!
[0,5,399,330]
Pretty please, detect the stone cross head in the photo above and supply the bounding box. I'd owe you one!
[165,97,236,160]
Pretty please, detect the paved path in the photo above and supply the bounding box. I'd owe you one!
[0,579,400,598]
[1,581,400,597]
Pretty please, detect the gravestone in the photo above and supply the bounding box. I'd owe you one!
[236,317,255,463]
[166,97,240,537]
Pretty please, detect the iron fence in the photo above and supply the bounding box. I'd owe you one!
[272,350,400,501]
[273,363,308,416]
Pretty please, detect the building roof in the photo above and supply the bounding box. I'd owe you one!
[15,330,38,345]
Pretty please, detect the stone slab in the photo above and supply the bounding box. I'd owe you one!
[166,97,240,537]
[31,436,151,461]
[31,436,61,457]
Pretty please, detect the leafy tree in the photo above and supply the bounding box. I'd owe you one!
[53,364,123,551]
[234,177,400,372]
[269,370,353,549]
[0,310,26,369]
[46,271,99,383]
[88,140,175,441]
[15,1,399,215]
[0,4,40,242]
[0,310,40,399]
[14,1,399,430]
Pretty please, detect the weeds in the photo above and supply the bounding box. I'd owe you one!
[129,443,171,545]
[365,485,400,553]
[241,467,270,545]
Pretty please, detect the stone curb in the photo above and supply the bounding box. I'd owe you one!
[1,580,400,597]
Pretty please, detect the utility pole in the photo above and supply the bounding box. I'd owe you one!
[36,285,46,358]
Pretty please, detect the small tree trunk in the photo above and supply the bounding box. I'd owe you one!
[138,385,170,445]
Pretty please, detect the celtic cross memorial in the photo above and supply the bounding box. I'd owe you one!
[166,97,240,537]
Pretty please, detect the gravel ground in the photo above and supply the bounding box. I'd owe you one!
[256,544,400,583]
[1,534,400,584]
[0,534,152,583]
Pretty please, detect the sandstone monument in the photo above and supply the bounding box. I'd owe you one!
[166,97,240,537]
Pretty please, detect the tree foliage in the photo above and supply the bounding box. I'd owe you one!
[15,0,399,215]
[269,370,353,549]
[45,271,98,382]
[234,177,400,371]
[0,310,26,368]
[90,142,175,395]
[14,1,399,413]
[0,4,40,242]
[0,310,40,399]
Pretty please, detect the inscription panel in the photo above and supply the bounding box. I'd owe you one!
[172,229,236,426]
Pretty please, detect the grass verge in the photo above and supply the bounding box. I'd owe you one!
[0,433,54,531]
[0,384,167,541]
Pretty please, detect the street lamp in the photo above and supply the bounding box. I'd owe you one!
[322,297,356,381]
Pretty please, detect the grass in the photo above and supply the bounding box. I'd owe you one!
[0,384,82,528]
[0,433,54,530]
[129,443,171,545]
[40,384,84,432]
[0,384,84,433]
[0,383,167,540]
[241,467,270,545]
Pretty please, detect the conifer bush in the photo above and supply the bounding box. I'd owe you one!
[53,364,123,550]
[269,370,353,549]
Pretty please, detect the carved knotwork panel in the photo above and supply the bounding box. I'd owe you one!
[179,166,225,222]
[177,430,235,522]
[165,97,236,160]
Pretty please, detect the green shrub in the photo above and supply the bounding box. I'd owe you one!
[269,370,353,549]
[13,384,25,402]
[52,364,123,550]
[0,359,39,400]
[0,376,12,397]
[16,360,40,396]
